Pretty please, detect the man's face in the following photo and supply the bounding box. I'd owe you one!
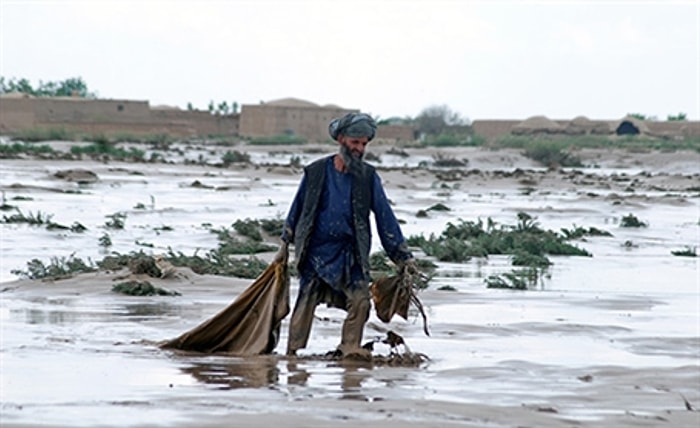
[339,135,370,159]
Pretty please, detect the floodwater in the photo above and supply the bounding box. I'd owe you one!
[1,142,699,427]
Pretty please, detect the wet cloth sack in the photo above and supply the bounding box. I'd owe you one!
[161,260,290,355]
[370,269,430,336]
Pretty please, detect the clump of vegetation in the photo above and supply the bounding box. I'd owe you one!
[46,221,87,232]
[671,247,697,257]
[560,225,613,239]
[1,208,88,233]
[165,249,268,279]
[70,142,145,161]
[99,233,112,248]
[111,280,181,296]
[511,251,552,268]
[105,212,127,229]
[620,213,648,228]
[431,153,468,167]
[11,254,96,280]
[217,236,276,255]
[427,203,451,212]
[522,140,582,168]
[1,209,53,225]
[386,147,409,157]
[222,150,250,165]
[233,218,263,241]
[260,218,285,237]
[486,268,542,290]
[0,141,57,158]
[408,213,591,268]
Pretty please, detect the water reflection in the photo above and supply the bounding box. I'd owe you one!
[181,356,280,390]
[181,355,376,401]
[285,359,374,401]
[120,302,179,319]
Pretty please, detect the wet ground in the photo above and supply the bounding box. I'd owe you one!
[1,142,699,427]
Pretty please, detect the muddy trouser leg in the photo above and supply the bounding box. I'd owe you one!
[339,282,370,353]
[286,281,321,355]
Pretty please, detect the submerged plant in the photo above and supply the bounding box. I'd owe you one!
[233,218,263,241]
[671,247,697,257]
[112,280,181,296]
[620,213,648,228]
[1,209,53,225]
[105,212,127,229]
[485,268,543,290]
[99,233,112,248]
[11,254,96,280]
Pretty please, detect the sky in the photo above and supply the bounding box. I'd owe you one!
[1,0,699,121]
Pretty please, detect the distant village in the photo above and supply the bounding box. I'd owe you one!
[1,93,698,143]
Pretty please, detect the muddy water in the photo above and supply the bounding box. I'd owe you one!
[1,145,699,427]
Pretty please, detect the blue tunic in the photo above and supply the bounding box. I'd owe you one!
[282,157,410,291]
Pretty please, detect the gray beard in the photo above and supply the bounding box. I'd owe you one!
[340,144,365,176]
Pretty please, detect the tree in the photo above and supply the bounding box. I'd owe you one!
[217,101,229,115]
[0,76,95,98]
[415,104,469,136]
[667,112,687,121]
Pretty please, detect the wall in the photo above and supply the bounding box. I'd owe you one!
[0,95,240,138]
[239,103,356,142]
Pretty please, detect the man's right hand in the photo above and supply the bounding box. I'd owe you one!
[400,258,419,276]
[273,242,289,264]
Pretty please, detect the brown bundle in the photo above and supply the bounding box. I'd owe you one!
[160,260,289,355]
[370,270,430,336]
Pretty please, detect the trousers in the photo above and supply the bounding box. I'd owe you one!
[286,278,370,355]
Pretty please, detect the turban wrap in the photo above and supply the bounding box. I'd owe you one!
[328,113,377,141]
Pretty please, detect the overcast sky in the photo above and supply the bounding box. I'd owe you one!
[1,0,698,121]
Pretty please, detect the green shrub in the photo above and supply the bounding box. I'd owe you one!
[523,140,582,167]
[232,218,263,241]
[1,209,53,225]
[620,213,647,228]
[671,247,697,257]
[11,254,96,280]
[70,143,145,161]
[222,150,250,165]
[112,280,181,296]
[0,142,55,157]
[485,268,541,290]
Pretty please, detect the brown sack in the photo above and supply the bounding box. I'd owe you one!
[160,260,290,355]
[371,275,410,323]
[370,272,430,336]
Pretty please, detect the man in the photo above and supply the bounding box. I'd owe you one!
[276,112,416,358]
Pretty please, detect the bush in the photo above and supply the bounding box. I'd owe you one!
[70,142,145,161]
[523,140,582,167]
[11,254,96,280]
[620,213,648,228]
[112,280,180,296]
[222,150,250,165]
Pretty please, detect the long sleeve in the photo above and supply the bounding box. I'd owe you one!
[371,172,412,263]
[281,174,307,244]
